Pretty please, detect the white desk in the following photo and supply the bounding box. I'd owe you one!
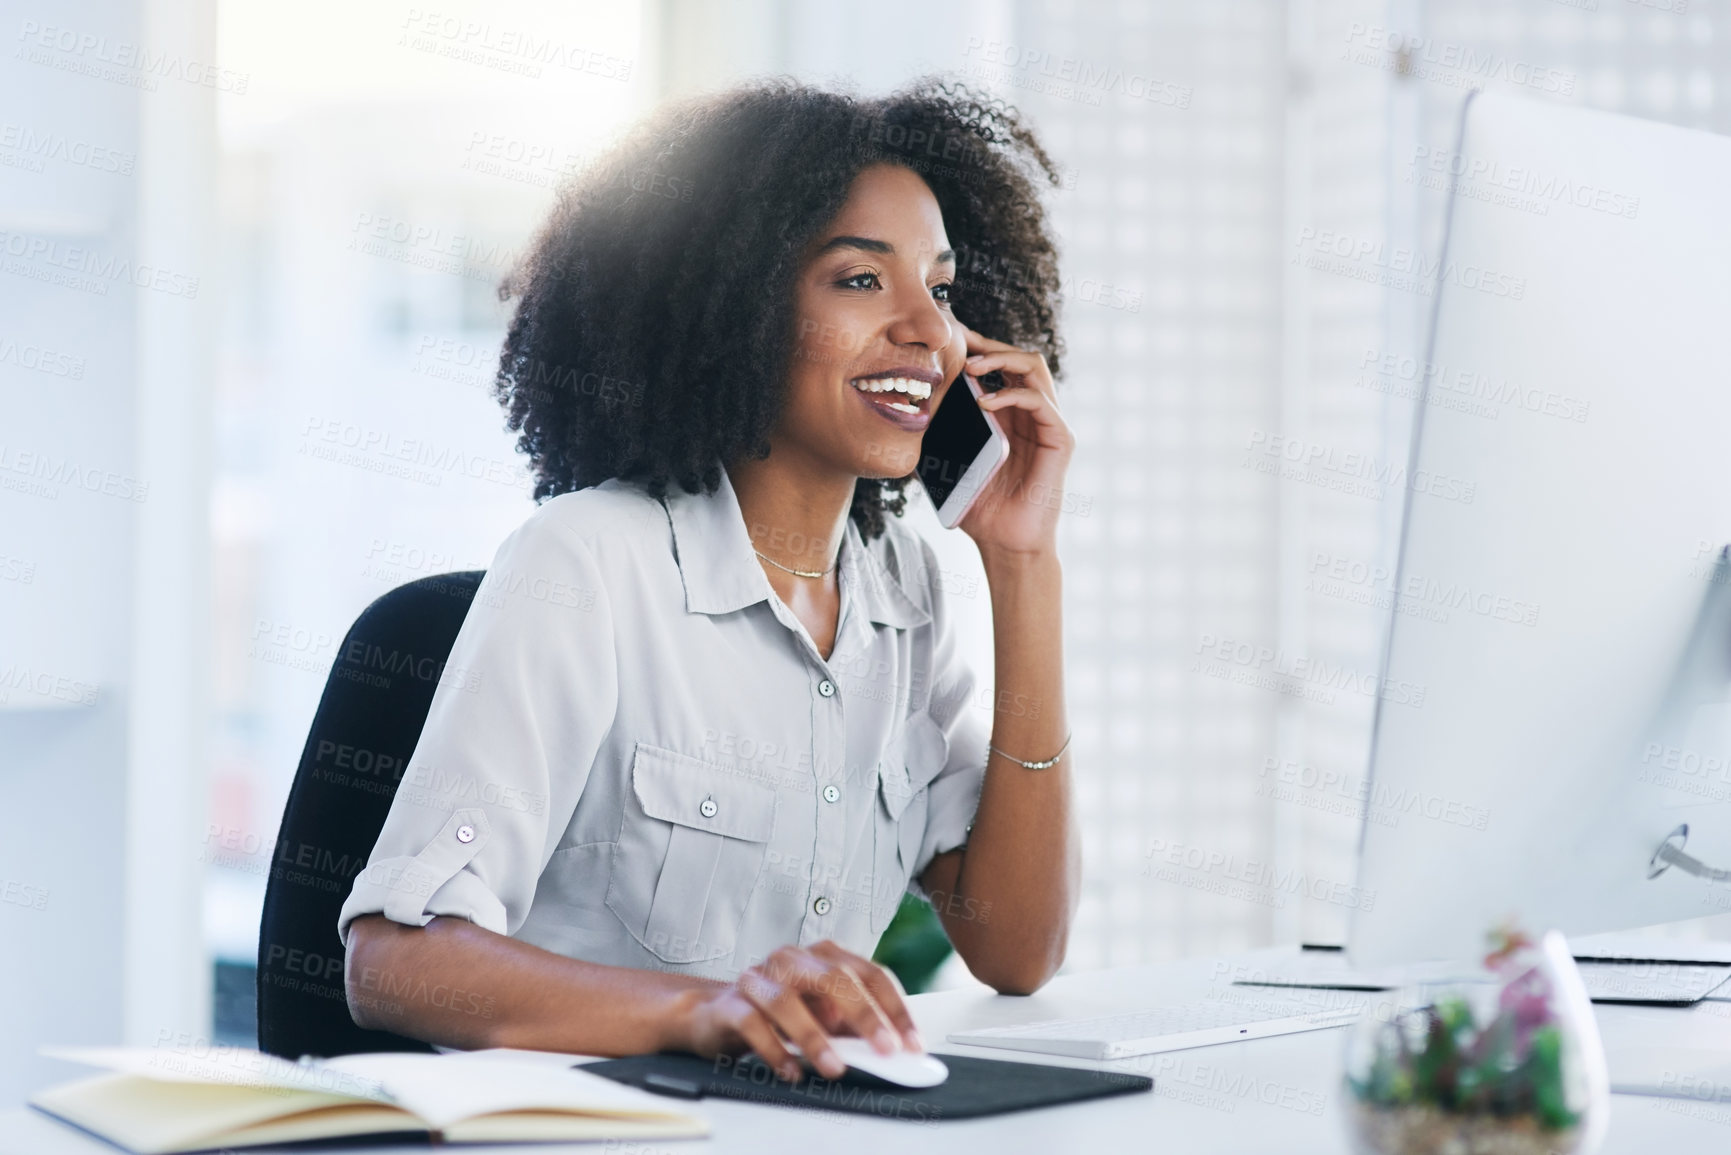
[6,946,1729,1153]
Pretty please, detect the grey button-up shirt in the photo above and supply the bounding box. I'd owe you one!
[338,469,989,979]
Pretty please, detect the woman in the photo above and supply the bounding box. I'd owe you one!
[340,78,1080,1084]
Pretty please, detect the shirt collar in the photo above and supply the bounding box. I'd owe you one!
[660,468,931,629]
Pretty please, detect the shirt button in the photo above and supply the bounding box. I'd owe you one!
[818,679,836,698]
[822,784,840,804]
[699,797,718,819]
[813,896,832,916]
[455,824,475,844]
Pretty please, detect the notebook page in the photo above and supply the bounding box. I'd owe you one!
[324,1052,700,1130]
[30,1072,402,1155]
[40,1047,389,1102]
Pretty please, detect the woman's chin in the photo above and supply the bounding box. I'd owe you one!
[852,440,922,480]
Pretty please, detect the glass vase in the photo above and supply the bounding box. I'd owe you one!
[1341,929,1609,1155]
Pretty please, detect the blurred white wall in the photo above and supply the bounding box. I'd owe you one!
[0,0,215,1102]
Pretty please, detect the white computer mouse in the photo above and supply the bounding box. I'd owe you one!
[789,1037,950,1088]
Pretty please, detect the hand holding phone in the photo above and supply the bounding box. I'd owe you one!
[915,371,1011,528]
[923,325,1075,553]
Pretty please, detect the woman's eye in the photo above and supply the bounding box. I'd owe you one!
[931,282,953,303]
[839,272,881,290]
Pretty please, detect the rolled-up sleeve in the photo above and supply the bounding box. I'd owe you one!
[337,511,618,947]
[908,541,991,888]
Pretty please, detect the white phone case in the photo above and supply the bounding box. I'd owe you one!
[934,374,1011,529]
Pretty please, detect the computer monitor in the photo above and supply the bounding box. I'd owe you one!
[1348,90,1731,968]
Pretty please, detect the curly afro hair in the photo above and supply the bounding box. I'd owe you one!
[494,77,1064,540]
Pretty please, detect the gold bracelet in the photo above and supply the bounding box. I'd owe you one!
[987,732,1072,770]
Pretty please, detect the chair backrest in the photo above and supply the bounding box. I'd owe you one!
[257,570,485,1058]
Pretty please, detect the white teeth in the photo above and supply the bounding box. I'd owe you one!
[884,401,919,414]
[850,376,933,401]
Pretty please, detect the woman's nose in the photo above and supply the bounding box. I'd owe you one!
[887,288,953,352]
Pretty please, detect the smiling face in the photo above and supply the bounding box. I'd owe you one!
[776,163,969,481]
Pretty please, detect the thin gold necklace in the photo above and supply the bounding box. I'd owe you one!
[753,548,836,579]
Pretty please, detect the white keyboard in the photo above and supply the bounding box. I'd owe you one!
[947,991,1369,1060]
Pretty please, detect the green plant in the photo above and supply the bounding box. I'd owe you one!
[1347,929,1580,1132]
[872,895,954,994]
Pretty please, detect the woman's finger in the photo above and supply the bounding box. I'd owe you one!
[798,952,901,1055]
[961,324,1022,356]
[978,386,1073,447]
[813,942,921,1050]
[978,391,1054,423]
[728,1002,801,1083]
[965,350,1050,381]
[739,956,844,1080]
[976,384,1049,410]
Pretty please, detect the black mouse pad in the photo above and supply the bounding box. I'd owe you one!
[581,1051,1152,1122]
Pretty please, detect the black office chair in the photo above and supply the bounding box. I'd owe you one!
[257,570,485,1059]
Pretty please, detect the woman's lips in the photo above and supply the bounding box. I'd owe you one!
[850,376,933,432]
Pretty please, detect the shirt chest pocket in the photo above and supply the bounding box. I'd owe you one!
[605,743,777,964]
[870,713,951,934]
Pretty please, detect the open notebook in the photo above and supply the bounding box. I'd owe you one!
[30,1046,707,1153]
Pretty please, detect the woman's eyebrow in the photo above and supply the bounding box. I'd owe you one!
[816,235,956,264]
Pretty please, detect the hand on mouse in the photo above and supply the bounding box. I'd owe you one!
[672,940,923,1082]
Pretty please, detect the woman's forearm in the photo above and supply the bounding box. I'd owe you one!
[344,914,724,1053]
[932,547,1080,993]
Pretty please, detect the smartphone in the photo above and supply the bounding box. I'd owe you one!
[916,372,1010,529]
